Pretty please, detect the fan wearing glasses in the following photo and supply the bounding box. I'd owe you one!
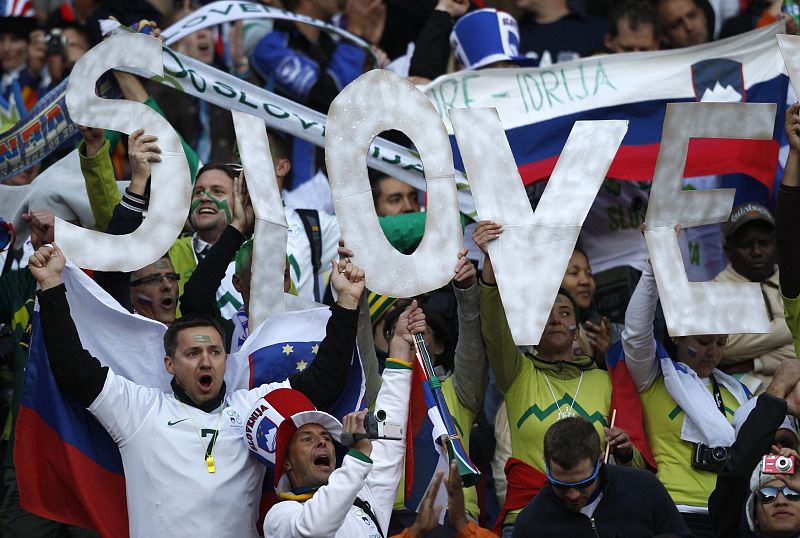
[512,417,691,538]
[710,359,800,538]
[129,257,180,326]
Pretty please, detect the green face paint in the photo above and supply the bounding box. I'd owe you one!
[190,191,232,224]
[193,335,212,343]
[153,259,170,270]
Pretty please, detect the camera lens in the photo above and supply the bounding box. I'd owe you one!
[776,456,792,472]
[375,409,386,422]
[711,447,728,462]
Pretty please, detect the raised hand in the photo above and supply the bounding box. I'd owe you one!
[346,0,386,46]
[584,316,612,356]
[21,209,55,248]
[471,220,502,256]
[342,409,372,458]
[28,243,65,290]
[230,174,255,235]
[406,471,444,537]
[77,125,105,157]
[767,359,800,417]
[445,460,468,532]
[331,256,366,310]
[390,299,426,361]
[435,0,468,18]
[128,128,161,194]
[453,247,476,289]
[787,103,800,153]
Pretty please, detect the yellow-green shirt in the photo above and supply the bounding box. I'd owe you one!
[640,376,740,507]
[783,292,800,359]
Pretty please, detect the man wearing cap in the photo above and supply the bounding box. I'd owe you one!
[261,301,423,537]
[712,202,796,393]
[27,242,367,538]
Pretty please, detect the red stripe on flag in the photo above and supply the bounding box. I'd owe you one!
[608,361,657,470]
[404,360,429,499]
[519,138,778,189]
[15,407,128,537]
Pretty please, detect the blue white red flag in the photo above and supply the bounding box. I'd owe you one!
[422,23,789,192]
[15,264,364,535]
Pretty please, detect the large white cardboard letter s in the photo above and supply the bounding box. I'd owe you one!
[326,70,462,297]
[645,102,772,335]
[60,33,191,271]
[452,108,627,345]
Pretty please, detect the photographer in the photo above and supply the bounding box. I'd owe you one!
[709,360,800,537]
[44,21,90,87]
[261,302,424,537]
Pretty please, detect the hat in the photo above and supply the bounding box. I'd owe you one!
[725,202,775,239]
[450,9,531,70]
[0,1,37,39]
[244,388,342,492]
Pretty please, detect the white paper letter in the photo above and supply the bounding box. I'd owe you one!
[60,33,191,271]
[451,108,627,345]
[325,70,462,297]
[645,102,773,336]
[230,111,288,328]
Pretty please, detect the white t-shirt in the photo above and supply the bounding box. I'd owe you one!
[284,204,340,301]
[88,369,290,538]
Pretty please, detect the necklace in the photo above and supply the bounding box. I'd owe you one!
[543,370,584,420]
[179,400,223,473]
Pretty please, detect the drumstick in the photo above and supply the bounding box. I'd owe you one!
[604,409,617,464]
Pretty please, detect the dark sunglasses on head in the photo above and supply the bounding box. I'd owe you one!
[130,273,181,287]
[546,458,600,491]
[757,486,800,504]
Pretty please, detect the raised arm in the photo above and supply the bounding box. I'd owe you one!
[709,360,800,537]
[28,245,107,407]
[450,248,487,414]
[289,258,365,409]
[473,221,522,393]
[621,260,660,392]
[778,104,800,358]
[366,300,423,531]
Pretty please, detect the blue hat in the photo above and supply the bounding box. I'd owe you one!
[450,9,529,70]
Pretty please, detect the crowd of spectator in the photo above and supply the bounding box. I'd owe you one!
[1,0,800,537]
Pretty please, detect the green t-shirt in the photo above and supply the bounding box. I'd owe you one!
[782,292,800,359]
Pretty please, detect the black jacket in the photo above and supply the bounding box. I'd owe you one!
[512,464,691,538]
[709,393,789,537]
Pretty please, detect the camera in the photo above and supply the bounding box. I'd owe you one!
[339,410,403,446]
[47,29,65,56]
[763,454,795,474]
[691,443,730,473]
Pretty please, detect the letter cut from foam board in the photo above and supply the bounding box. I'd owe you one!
[778,35,800,96]
[326,70,462,298]
[645,102,773,336]
[231,111,289,328]
[60,33,191,271]
[451,108,627,345]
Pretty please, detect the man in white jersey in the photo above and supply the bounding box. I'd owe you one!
[27,243,366,538]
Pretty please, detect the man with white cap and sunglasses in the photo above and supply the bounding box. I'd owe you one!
[258,300,425,537]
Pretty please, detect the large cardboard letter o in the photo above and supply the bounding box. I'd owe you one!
[59,33,191,271]
[326,70,462,297]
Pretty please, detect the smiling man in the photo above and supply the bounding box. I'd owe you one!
[28,242,367,538]
[512,417,690,537]
[713,203,796,391]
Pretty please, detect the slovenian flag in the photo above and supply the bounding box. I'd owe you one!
[15,264,365,535]
[422,23,789,194]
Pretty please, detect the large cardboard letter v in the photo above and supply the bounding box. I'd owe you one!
[451,108,627,345]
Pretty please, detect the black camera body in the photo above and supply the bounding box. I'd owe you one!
[47,29,65,56]
[691,443,730,473]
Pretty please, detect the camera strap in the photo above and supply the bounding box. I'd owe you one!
[709,374,726,417]
[353,497,384,538]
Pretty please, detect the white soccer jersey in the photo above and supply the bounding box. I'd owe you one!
[88,369,291,538]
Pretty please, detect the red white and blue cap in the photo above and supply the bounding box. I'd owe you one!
[450,9,530,70]
[244,388,342,491]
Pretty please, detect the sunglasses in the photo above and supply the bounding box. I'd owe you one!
[757,486,800,504]
[546,458,601,490]
[130,273,181,287]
